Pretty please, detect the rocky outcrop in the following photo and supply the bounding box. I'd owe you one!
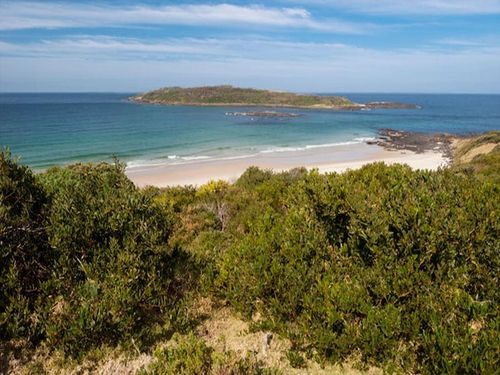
[368,128,455,158]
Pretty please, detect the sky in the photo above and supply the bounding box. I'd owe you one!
[0,1,499,93]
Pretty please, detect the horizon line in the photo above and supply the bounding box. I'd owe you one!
[2,91,500,95]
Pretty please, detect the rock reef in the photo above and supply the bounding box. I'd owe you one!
[369,128,456,158]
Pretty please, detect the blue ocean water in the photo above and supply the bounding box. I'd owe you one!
[0,93,499,170]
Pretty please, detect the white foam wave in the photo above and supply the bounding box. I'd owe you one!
[260,139,369,154]
[181,155,211,161]
[260,146,304,154]
[218,154,258,161]
[126,137,376,169]
[126,160,166,169]
[305,141,359,149]
[126,155,210,168]
[353,137,376,142]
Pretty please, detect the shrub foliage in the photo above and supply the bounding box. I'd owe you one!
[0,151,51,340]
[1,158,184,356]
[215,164,499,373]
[1,151,498,373]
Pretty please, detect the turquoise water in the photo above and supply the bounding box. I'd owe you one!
[1,93,499,169]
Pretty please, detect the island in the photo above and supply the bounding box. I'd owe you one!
[131,85,418,110]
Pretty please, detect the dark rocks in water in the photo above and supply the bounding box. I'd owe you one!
[365,102,420,109]
[372,128,456,159]
[225,111,303,118]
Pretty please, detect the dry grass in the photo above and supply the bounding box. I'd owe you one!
[452,131,500,163]
[2,344,153,375]
[194,298,383,375]
[2,298,383,374]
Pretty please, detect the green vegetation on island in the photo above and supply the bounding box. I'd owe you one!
[132,85,417,110]
[1,132,499,374]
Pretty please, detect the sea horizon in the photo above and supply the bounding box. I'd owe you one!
[2,91,500,95]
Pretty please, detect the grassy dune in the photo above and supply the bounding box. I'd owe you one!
[452,130,500,183]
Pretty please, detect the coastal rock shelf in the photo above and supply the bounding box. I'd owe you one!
[370,128,455,158]
[131,85,419,111]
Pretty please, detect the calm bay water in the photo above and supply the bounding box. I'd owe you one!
[0,93,499,169]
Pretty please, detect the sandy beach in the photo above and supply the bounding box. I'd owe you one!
[126,142,448,187]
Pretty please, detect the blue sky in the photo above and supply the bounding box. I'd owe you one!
[0,1,499,92]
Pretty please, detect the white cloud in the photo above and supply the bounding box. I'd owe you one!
[436,38,485,46]
[4,37,225,56]
[291,0,500,15]
[1,36,499,92]
[0,2,366,33]
[0,36,356,60]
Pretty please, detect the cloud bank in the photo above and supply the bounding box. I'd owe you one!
[1,36,499,93]
[0,2,366,33]
[292,0,500,15]
[0,1,499,92]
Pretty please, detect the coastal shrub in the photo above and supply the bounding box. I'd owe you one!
[0,151,51,340]
[37,162,180,355]
[195,180,231,231]
[227,167,308,234]
[150,185,197,213]
[216,163,500,373]
[235,166,274,190]
[0,158,192,358]
[1,153,498,373]
[170,167,310,294]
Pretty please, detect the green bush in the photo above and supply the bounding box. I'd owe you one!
[1,156,190,358]
[215,164,499,373]
[38,163,178,355]
[1,152,498,373]
[0,151,51,340]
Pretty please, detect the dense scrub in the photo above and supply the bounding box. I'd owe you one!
[1,152,499,373]
[213,166,499,373]
[1,158,192,358]
[0,152,51,341]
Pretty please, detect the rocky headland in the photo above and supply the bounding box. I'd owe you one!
[368,129,458,159]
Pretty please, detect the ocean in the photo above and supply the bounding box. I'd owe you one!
[1,93,499,170]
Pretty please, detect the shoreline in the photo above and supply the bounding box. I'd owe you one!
[130,98,417,111]
[126,142,448,187]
